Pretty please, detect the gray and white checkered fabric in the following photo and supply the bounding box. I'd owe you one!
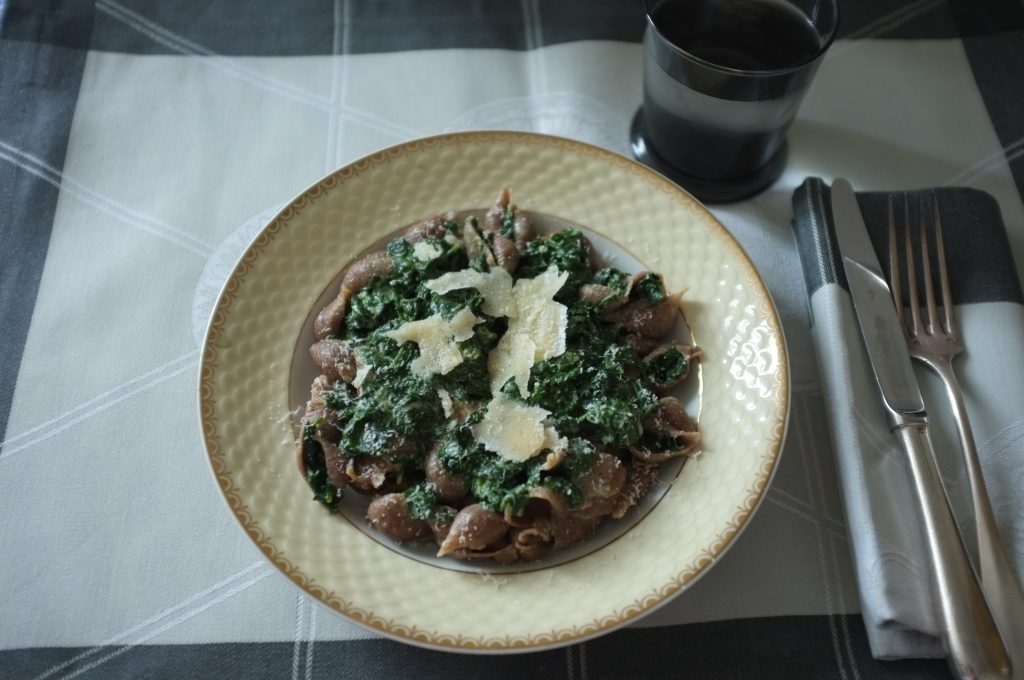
[2,1,1022,678]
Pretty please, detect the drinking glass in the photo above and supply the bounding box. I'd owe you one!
[631,0,839,203]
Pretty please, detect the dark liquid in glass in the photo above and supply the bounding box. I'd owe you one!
[642,0,824,182]
[653,0,821,71]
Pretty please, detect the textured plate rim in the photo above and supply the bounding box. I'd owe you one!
[197,130,790,653]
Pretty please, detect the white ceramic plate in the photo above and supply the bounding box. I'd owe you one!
[199,131,789,652]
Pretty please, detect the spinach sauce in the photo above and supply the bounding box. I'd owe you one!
[303,224,677,517]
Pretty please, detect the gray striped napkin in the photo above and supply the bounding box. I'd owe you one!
[790,178,1024,659]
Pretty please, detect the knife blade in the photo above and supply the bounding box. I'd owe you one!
[830,180,926,424]
[830,179,1009,680]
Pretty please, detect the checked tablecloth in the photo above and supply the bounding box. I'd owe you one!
[2,1,1023,678]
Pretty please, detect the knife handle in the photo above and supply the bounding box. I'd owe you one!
[896,422,1010,679]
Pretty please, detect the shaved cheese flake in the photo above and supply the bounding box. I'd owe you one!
[384,307,479,377]
[475,268,516,318]
[515,265,568,305]
[484,266,569,396]
[511,266,568,361]
[542,425,567,454]
[437,387,454,418]
[412,241,443,261]
[352,363,372,389]
[352,350,372,389]
[488,331,535,397]
[542,449,564,471]
[425,267,516,318]
[472,393,554,462]
[526,297,567,362]
[449,308,478,342]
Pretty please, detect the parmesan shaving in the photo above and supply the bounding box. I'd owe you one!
[425,267,516,318]
[542,425,567,454]
[352,363,372,389]
[484,265,568,396]
[511,266,568,362]
[472,393,555,462]
[384,307,479,377]
[437,387,454,418]
[352,350,372,389]
[412,241,443,261]
[488,331,535,398]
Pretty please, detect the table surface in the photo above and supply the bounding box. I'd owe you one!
[2,1,1022,678]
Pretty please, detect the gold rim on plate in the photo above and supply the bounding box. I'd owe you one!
[198,131,790,653]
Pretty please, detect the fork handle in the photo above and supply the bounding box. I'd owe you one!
[930,361,1024,670]
[896,422,1009,679]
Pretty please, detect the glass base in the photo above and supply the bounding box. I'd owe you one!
[630,108,787,204]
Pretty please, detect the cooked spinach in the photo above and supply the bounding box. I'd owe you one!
[565,302,616,348]
[517,227,593,303]
[435,425,582,515]
[430,288,484,320]
[437,319,503,402]
[436,428,525,513]
[529,341,657,447]
[404,482,440,520]
[499,205,516,239]
[582,396,644,447]
[332,336,441,460]
[301,423,340,510]
[565,437,598,476]
[332,233,495,463]
[646,346,687,384]
[343,236,469,340]
[592,267,629,296]
[634,272,666,304]
[307,216,690,529]
[639,427,685,453]
[527,351,583,431]
[541,475,583,507]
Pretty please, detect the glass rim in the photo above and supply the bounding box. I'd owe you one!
[643,0,840,78]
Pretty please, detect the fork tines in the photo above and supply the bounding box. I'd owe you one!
[887,193,956,339]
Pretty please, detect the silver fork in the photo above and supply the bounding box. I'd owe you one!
[889,195,1024,668]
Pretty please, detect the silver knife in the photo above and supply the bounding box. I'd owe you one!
[830,179,1010,680]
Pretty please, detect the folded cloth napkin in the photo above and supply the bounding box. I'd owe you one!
[791,178,1024,660]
